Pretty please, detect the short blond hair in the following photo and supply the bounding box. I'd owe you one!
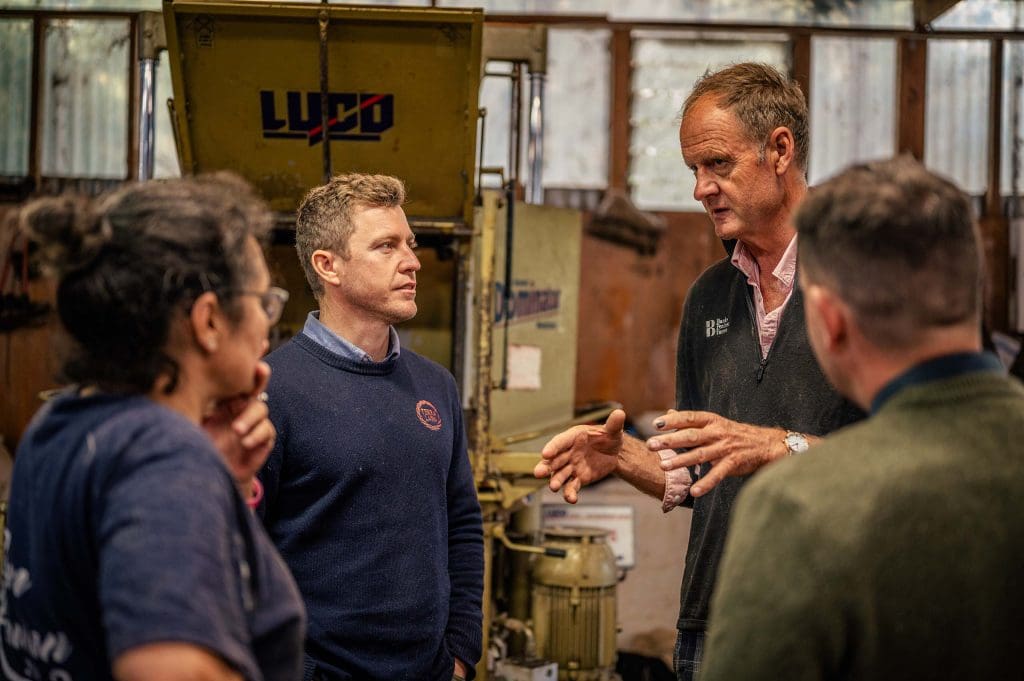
[295,173,406,298]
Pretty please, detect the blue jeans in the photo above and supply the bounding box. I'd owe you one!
[674,629,704,681]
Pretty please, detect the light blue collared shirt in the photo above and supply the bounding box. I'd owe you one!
[301,311,401,363]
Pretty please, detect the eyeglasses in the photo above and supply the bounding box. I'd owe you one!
[237,286,290,325]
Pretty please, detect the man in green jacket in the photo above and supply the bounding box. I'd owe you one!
[701,155,1024,680]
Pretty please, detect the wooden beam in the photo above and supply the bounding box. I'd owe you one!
[985,39,1004,219]
[128,13,139,180]
[609,27,632,192]
[29,16,43,188]
[982,39,1009,333]
[791,33,812,105]
[896,37,927,161]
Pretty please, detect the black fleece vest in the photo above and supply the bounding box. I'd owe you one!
[674,258,863,631]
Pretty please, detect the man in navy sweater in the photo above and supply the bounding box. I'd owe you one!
[258,173,484,681]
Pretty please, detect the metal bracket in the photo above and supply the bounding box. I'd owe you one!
[138,11,166,60]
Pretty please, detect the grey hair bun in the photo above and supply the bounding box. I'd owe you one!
[19,194,112,274]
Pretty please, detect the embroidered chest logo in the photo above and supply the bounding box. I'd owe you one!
[705,317,730,338]
[416,400,443,431]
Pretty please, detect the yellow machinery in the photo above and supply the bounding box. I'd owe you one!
[531,528,618,681]
[159,2,617,678]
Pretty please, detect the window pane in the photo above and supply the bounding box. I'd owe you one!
[439,0,612,13]
[478,28,609,192]
[933,0,1024,30]
[925,40,990,196]
[1002,41,1024,197]
[629,34,789,211]
[809,36,896,185]
[612,0,911,26]
[41,18,130,179]
[0,20,32,177]
[545,28,609,189]
[438,0,911,26]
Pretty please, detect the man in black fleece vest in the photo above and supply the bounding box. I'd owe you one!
[534,63,862,680]
[257,173,483,681]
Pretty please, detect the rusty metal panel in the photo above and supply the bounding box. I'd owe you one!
[164,0,482,223]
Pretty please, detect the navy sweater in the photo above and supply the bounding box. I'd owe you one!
[259,334,484,681]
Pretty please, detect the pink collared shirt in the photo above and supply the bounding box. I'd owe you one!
[731,235,798,359]
[660,235,799,512]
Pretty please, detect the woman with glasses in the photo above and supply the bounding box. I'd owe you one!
[0,174,304,681]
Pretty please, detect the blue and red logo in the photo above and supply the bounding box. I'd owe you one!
[416,400,443,431]
[494,282,561,324]
[260,90,394,145]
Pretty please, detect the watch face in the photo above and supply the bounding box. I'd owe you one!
[786,432,809,454]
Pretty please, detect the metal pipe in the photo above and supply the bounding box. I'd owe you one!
[471,192,499,481]
[492,524,565,558]
[1011,31,1022,219]
[476,107,487,203]
[495,616,538,659]
[136,12,165,180]
[509,63,522,188]
[500,180,515,390]
[509,501,542,623]
[318,7,332,184]
[137,57,157,180]
[499,401,621,447]
[526,71,545,204]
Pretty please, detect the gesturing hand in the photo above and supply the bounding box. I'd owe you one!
[533,409,626,504]
[646,410,787,497]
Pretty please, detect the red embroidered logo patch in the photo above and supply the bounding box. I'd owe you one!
[416,400,443,431]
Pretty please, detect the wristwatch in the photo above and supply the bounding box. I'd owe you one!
[784,431,809,455]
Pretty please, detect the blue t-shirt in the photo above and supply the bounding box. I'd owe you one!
[1,391,306,681]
